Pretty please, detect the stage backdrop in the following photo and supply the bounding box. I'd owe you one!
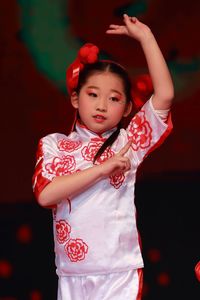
[0,0,199,203]
[0,1,200,300]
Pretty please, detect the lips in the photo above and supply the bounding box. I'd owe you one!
[93,114,106,120]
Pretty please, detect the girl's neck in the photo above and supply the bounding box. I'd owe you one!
[76,119,117,139]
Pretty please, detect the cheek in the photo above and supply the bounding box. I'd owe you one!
[111,105,126,116]
[78,98,89,110]
[78,101,91,119]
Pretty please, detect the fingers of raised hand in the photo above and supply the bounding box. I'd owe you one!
[106,24,127,35]
[108,24,120,29]
[102,155,131,177]
[123,14,137,23]
[116,157,131,173]
[121,157,131,172]
[118,140,132,156]
[130,16,137,23]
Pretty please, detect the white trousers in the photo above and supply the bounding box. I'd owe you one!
[57,269,143,300]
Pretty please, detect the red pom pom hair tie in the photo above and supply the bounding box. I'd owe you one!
[66,43,99,95]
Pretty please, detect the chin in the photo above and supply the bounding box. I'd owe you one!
[89,126,108,134]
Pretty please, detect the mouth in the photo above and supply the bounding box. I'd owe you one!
[93,115,106,122]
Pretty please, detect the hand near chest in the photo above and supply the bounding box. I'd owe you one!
[99,140,132,177]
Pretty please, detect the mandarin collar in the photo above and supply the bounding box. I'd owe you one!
[75,121,117,141]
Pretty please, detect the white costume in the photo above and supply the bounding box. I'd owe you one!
[33,98,172,299]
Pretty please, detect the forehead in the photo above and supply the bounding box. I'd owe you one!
[85,72,124,92]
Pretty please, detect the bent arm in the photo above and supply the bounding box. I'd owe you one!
[106,15,174,110]
[37,141,132,208]
[38,164,103,207]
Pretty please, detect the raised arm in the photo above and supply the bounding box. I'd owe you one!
[106,14,174,110]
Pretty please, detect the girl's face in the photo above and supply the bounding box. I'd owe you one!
[71,72,132,134]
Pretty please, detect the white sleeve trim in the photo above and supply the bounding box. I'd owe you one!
[149,95,170,123]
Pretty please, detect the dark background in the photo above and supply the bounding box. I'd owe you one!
[0,0,200,299]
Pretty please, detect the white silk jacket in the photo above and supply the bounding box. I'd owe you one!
[32,98,172,276]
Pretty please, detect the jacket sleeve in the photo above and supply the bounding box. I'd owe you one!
[32,135,58,201]
[126,96,173,166]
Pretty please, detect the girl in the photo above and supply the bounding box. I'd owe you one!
[32,15,174,300]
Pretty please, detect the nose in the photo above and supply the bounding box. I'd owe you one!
[96,97,107,112]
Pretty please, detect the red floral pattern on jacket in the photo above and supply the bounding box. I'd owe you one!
[96,147,114,164]
[128,111,152,150]
[81,138,114,163]
[56,220,71,244]
[110,173,125,189]
[45,155,76,176]
[57,139,82,152]
[65,238,88,262]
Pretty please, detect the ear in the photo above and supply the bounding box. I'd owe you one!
[71,91,79,109]
[123,101,132,117]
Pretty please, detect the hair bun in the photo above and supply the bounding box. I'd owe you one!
[78,43,99,64]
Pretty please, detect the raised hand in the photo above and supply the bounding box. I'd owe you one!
[100,140,132,177]
[106,14,152,42]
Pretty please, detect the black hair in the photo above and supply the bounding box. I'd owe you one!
[74,61,132,163]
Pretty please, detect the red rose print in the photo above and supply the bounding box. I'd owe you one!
[110,173,125,189]
[96,147,114,164]
[57,139,82,152]
[81,138,114,163]
[45,155,76,176]
[65,238,88,262]
[128,111,152,150]
[81,140,103,161]
[56,220,71,244]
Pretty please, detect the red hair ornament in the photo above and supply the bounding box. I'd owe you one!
[66,43,99,94]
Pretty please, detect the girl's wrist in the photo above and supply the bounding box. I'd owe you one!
[94,162,111,179]
[93,163,107,180]
[139,30,155,46]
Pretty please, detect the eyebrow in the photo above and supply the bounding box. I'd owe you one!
[87,86,123,96]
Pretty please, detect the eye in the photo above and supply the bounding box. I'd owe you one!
[88,92,97,97]
[110,96,120,102]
